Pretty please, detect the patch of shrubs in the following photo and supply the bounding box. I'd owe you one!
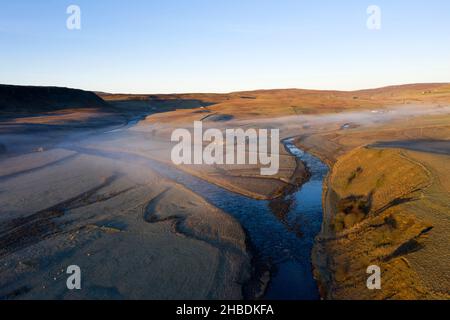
[333,194,372,232]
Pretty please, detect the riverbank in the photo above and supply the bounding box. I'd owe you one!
[282,105,450,300]
[309,144,450,300]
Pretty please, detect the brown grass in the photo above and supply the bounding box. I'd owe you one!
[313,147,449,300]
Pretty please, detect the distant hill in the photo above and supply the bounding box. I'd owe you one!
[0,85,108,113]
[2,83,449,116]
[100,83,450,119]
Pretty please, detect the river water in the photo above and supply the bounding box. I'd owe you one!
[144,137,329,300]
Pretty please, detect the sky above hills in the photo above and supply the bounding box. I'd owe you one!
[1,0,450,93]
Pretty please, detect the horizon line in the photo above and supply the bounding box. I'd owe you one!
[1,81,449,96]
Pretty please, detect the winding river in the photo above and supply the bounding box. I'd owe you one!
[146,137,329,300]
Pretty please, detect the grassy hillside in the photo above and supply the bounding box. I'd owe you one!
[101,83,450,119]
[313,147,449,299]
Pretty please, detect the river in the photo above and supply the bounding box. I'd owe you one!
[142,137,329,300]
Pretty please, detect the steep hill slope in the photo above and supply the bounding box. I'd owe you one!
[0,85,108,113]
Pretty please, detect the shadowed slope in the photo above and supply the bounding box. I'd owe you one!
[0,85,108,114]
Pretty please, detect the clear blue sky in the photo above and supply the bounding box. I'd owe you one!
[1,0,449,93]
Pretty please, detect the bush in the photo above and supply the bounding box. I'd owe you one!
[334,194,372,232]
